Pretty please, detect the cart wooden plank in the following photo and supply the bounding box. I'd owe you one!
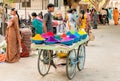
[31,36,89,51]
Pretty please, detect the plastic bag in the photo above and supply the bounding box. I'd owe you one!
[89,31,95,41]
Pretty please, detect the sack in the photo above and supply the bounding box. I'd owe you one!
[20,41,29,57]
[89,31,95,41]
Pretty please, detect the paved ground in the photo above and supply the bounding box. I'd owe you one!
[0,35,4,43]
[0,24,120,81]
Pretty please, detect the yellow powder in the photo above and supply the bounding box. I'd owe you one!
[32,34,44,40]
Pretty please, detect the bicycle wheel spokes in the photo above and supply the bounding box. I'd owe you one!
[66,50,77,80]
[38,50,51,76]
[77,44,86,71]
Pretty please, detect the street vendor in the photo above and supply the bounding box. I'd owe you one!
[43,3,55,33]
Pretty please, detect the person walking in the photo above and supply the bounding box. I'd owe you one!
[86,9,91,27]
[73,9,78,20]
[91,9,98,29]
[5,8,21,63]
[105,9,109,25]
[100,8,107,24]
[78,9,87,30]
[66,9,76,31]
[31,12,43,34]
[108,8,112,20]
[113,8,119,25]
[43,3,55,33]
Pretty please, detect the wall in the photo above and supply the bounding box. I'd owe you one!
[7,0,66,19]
[19,0,48,10]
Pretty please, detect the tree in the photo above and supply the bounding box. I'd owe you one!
[87,0,110,11]
[68,0,81,8]
[4,0,14,3]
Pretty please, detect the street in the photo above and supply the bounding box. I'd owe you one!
[0,24,120,81]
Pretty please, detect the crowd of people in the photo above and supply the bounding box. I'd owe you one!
[3,3,120,63]
[99,7,119,25]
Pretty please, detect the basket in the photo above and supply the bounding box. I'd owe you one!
[74,32,82,41]
[82,34,88,39]
[45,42,58,45]
[61,33,67,38]
[54,35,61,40]
[60,37,74,46]
[45,36,58,45]
[69,34,79,43]
[61,40,74,46]
[41,32,54,39]
[57,52,68,58]
[66,31,72,36]
[32,40,44,44]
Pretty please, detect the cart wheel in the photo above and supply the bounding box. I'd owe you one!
[66,49,77,80]
[38,50,51,76]
[77,44,86,71]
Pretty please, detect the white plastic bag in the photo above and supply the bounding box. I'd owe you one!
[89,31,95,41]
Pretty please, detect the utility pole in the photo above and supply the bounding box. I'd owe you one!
[25,0,27,19]
[2,0,5,36]
[42,0,43,10]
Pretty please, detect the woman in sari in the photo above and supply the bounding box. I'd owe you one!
[5,8,21,63]
[78,9,88,30]
[113,8,119,25]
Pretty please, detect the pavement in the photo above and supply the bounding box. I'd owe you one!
[0,23,120,81]
[0,35,4,43]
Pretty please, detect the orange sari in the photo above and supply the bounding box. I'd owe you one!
[6,16,21,63]
[113,9,119,25]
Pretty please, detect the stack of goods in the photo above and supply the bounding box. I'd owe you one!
[20,28,32,57]
[78,29,88,39]
[32,34,45,44]
[45,36,58,45]
[32,30,88,46]
[60,36,74,46]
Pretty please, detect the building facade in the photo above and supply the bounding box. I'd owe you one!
[7,0,64,18]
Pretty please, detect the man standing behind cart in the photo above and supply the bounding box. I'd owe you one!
[43,3,55,33]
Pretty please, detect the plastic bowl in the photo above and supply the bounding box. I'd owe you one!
[60,39,74,46]
[69,34,79,43]
[54,35,61,40]
[61,33,67,38]
[66,31,72,36]
[47,32,54,36]
[45,36,58,45]
[82,34,88,39]
[74,37,79,43]
[41,33,50,39]
[32,40,44,44]
[45,41,58,45]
